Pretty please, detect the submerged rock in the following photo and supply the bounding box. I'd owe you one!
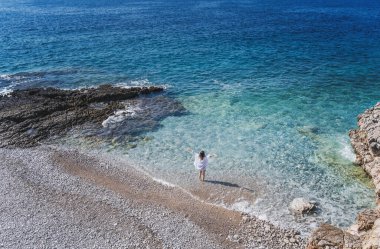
[297,125,320,137]
[0,85,184,148]
[289,198,316,214]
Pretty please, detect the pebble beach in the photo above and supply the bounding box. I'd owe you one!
[0,145,306,248]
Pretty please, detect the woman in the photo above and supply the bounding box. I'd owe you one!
[194,150,208,181]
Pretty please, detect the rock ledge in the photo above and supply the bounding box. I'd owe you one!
[0,85,169,148]
[307,102,380,249]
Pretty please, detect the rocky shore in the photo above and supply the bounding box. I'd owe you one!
[307,103,380,249]
[0,85,184,148]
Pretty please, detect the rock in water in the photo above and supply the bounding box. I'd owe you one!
[0,85,184,148]
[306,224,362,249]
[289,198,316,214]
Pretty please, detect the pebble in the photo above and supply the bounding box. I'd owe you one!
[242,216,250,223]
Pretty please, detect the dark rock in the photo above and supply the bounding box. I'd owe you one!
[0,85,183,148]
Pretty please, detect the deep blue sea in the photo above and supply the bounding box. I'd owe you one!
[1,0,380,233]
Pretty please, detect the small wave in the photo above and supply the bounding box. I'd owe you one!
[102,105,142,128]
[11,69,83,78]
[0,69,76,94]
[0,87,12,96]
[1,71,170,97]
[338,138,356,162]
[116,79,152,88]
[116,79,171,90]
[0,74,12,80]
[151,177,177,188]
[230,200,255,214]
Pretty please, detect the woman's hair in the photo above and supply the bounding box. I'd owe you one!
[199,150,206,159]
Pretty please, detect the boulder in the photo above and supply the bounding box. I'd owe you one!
[357,209,380,232]
[289,198,316,214]
[307,224,361,249]
[362,218,380,249]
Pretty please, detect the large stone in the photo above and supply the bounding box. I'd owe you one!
[307,224,361,249]
[362,218,380,249]
[289,198,316,214]
[357,209,380,232]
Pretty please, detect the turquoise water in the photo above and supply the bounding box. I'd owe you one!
[1,0,380,233]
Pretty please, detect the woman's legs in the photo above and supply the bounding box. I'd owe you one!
[199,170,202,181]
[201,170,206,181]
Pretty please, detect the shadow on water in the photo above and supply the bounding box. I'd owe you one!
[204,180,256,193]
[204,180,240,187]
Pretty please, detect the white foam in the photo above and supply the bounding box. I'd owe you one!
[0,73,31,96]
[230,200,255,214]
[116,79,151,88]
[338,138,356,162]
[0,86,12,96]
[151,177,176,188]
[116,79,170,90]
[0,74,11,80]
[102,105,142,128]
[0,74,13,96]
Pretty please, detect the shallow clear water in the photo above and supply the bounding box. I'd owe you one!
[1,0,380,233]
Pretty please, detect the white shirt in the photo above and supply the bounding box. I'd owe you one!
[194,154,208,170]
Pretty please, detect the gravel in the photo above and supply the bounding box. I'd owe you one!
[0,145,307,249]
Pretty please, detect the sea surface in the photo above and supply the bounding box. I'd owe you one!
[1,0,380,233]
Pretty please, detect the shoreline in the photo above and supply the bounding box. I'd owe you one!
[0,145,306,248]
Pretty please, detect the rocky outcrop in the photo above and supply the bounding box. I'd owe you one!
[362,219,380,249]
[308,102,380,249]
[307,224,362,249]
[357,209,380,232]
[349,102,380,198]
[0,85,184,148]
[307,208,380,249]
